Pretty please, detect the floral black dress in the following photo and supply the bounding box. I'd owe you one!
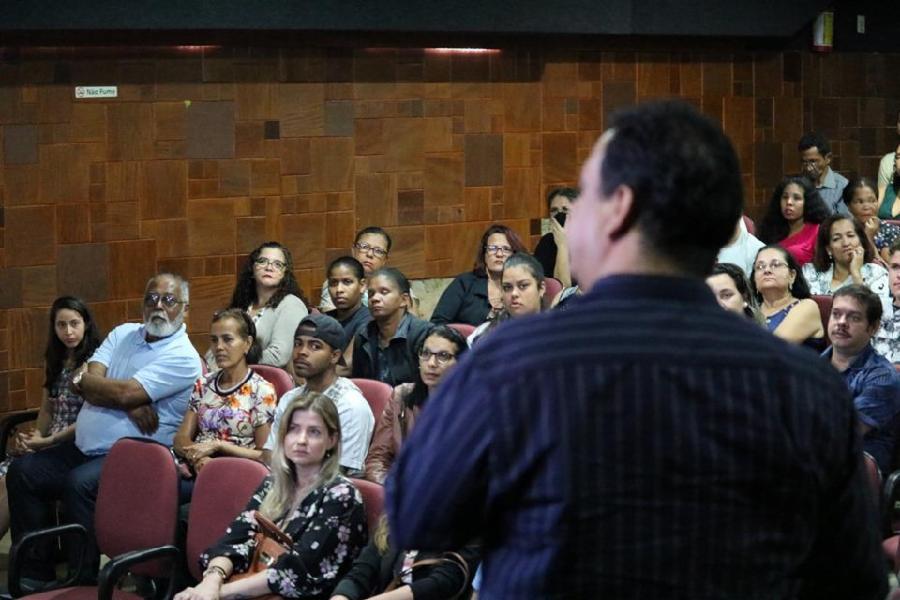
[200,475,367,599]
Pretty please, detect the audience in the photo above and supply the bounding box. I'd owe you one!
[824,285,900,477]
[844,177,899,262]
[365,325,468,485]
[532,187,578,287]
[877,141,900,218]
[319,227,392,312]
[757,176,829,266]
[324,256,372,352]
[351,268,431,386]
[801,214,891,319]
[265,315,373,476]
[0,297,101,541]
[173,309,276,499]
[706,263,762,322]
[874,239,900,363]
[716,216,765,277]
[469,253,545,346]
[9,273,201,586]
[751,246,825,349]
[221,241,309,371]
[798,131,849,216]
[877,110,900,202]
[175,393,367,600]
[430,224,527,326]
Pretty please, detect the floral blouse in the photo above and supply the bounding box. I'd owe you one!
[875,221,900,251]
[189,371,277,447]
[800,262,893,320]
[201,476,368,600]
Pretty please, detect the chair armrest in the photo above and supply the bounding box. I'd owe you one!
[884,469,900,536]
[8,523,87,598]
[0,410,39,461]
[98,545,181,600]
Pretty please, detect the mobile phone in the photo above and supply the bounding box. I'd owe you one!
[554,212,567,227]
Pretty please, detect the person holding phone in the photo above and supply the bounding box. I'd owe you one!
[533,187,577,287]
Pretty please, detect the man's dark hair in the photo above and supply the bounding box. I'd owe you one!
[833,284,882,326]
[599,101,742,276]
[798,131,831,156]
[355,226,392,252]
[546,187,578,210]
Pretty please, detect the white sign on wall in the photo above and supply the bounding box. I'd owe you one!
[74,86,118,99]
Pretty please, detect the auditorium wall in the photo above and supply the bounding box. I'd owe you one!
[1,44,898,409]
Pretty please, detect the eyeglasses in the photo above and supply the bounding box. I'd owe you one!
[254,257,287,271]
[753,260,789,272]
[418,348,456,365]
[485,245,514,256]
[143,292,185,308]
[354,242,389,259]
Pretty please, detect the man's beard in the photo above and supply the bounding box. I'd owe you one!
[144,310,184,338]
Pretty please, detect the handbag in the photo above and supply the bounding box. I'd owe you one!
[384,551,470,599]
[227,511,293,600]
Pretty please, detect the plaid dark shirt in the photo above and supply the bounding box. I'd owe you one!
[388,275,887,599]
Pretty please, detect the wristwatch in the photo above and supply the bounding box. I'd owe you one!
[72,369,85,391]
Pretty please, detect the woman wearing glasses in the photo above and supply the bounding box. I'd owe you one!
[364,325,468,484]
[750,246,825,349]
[430,224,528,326]
[218,241,309,370]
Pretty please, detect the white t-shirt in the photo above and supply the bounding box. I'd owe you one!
[264,377,374,473]
[717,219,765,277]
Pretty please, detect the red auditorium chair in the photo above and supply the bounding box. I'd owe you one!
[351,378,392,421]
[811,295,832,345]
[543,277,563,304]
[350,478,384,532]
[742,214,756,235]
[251,364,296,400]
[8,438,181,599]
[185,457,270,582]
[447,323,475,339]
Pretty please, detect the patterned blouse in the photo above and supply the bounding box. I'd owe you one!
[875,221,900,251]
[874,308,900,364]
[201,476,368,600]
[0,367,84,477]
[189,371,277,447]
[800,262,893,320]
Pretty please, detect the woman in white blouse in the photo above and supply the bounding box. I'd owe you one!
[801,214,892,319]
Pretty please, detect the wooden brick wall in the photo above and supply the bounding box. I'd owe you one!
[1,45,898,410]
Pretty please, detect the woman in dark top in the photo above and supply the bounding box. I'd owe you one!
[325,256,372,351]
[175,392,367,600]
[351,268,431,386]
[532,187,578,287]
[430,224,528,327]
[749,245,825,350]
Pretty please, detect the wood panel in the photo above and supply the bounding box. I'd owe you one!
[2,44,898,408]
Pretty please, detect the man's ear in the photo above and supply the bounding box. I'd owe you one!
[607,185,639,241]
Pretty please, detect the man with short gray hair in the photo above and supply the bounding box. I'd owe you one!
[8,272,201,588]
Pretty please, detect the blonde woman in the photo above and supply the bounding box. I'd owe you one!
[175,393,367,600]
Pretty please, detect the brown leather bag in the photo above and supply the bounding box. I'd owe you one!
[227,511,292,600]
[384,551,470,599]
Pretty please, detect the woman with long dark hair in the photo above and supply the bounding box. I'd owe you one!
[468,253,546,346]
[757,176,830,266]
[706,262,763,324]
[430,224,528,326]
[222,241,309,370]
[175,392,367,600]
[0,296,101,538]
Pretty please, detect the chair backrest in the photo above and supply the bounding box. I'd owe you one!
[350,378,393,421]
[811,294,832,344]
[186,457,270,581]
[94,437,180,578]
[250,364,296,400]
[543,277,563,304]
[447,322,475,339]
[350,478,384,533]
[742,214,756,235]
[863,452,883,510]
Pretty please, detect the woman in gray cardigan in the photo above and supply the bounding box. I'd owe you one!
[214,241,308,371]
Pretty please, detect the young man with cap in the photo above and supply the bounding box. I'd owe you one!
[263,314,374,475]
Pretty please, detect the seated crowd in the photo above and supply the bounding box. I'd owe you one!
[6,120,900,600]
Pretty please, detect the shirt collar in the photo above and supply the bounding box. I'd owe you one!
[363,312,412,342]
[587,274,718,306]
[820,167,837,189]
[821,343,876,371]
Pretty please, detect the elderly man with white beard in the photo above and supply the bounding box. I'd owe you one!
[7,273,201,590]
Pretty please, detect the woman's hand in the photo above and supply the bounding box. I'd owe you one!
[849,245,865,278]
[20,430,55,451]
[193,456,213,473]
[549,216,567,247]
[184,440,220,462]
[864,216,881,239]
[174,579,221,600]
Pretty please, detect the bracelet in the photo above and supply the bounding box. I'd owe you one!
[203,565,228,581]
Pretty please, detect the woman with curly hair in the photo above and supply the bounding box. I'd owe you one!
[757,176,830,266]
[220,241,309,370]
